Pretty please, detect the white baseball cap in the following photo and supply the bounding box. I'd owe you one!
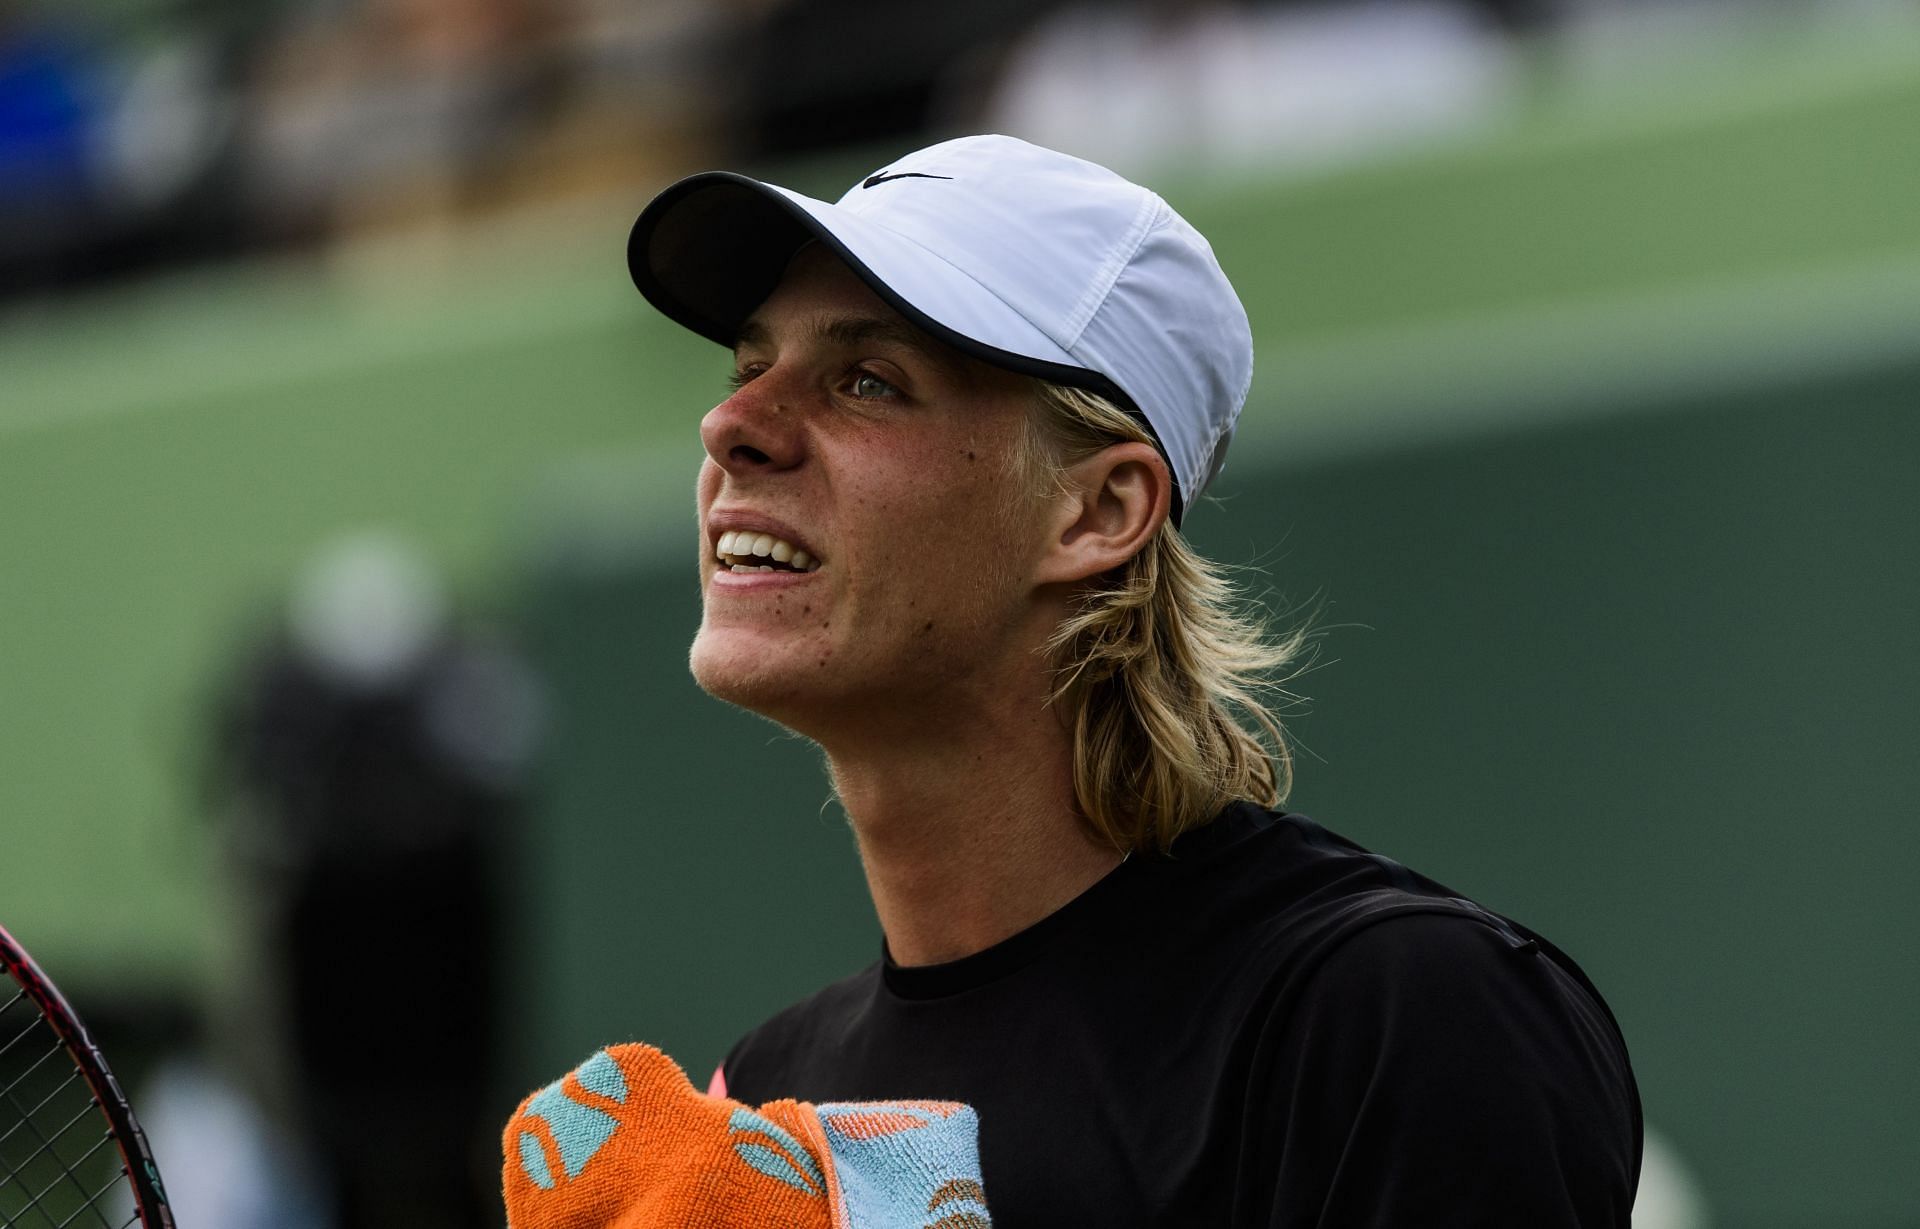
[628,134,1253,523]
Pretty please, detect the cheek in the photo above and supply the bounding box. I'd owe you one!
[877,418,1019,509]
[854,443,1032,611]
[860,440,996,550]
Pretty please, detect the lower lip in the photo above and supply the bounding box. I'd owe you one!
[708,566,818,589]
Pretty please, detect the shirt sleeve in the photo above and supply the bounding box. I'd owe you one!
[1247,911,1641,1228]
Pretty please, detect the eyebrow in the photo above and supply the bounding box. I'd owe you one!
[734,313,969,378]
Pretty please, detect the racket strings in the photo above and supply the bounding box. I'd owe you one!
[0,992,47,1063]
[1,1063,88,1155]
[0,985,137,1228]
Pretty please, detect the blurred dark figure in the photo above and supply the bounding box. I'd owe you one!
[211,536,542,1229]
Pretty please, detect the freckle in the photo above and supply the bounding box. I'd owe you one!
[966,451,976,461]
[818,659,828,667]
[922,621,933,633]
[802,605,811,614]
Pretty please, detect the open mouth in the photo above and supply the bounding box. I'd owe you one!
[715,529,820,574]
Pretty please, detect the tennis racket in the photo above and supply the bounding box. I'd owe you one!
[0,924,172,1229]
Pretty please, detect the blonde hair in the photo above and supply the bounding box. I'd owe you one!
[1024,383,1308,853]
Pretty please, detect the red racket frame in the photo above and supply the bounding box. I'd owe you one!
[0,924,174,1229]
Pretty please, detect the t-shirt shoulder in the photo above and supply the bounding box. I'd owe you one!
[1245,908,1643,1226]
[1280,904,1605,1049]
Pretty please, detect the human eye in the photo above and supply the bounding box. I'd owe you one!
[847,369,901,400]
[727,364,763,392]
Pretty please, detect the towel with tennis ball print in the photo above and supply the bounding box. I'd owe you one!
[504,1044,992,1229]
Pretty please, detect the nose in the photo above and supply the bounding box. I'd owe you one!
[700,369,807,477]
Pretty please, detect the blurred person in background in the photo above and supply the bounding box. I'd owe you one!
[211,535,542,1229]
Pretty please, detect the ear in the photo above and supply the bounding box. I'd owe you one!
[1034,442,1173,585]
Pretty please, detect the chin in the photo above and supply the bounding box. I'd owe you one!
[689,631,837,733]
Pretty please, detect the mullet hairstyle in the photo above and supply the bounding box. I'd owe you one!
[1024,383,1308,853]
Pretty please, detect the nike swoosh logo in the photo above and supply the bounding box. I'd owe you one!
[861,171,955,189]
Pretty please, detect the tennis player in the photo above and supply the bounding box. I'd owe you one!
[623,134,1641,1225]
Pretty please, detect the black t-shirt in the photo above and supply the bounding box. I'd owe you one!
[722,804,1642,1227]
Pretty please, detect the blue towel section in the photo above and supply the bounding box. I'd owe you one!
[517,1132,555,1191]
[517,1050,626,1184]
[815,1104,992,1228]
[575,1049,630,1103]
[727,1106,826,1193]
[732,1141,822,1195]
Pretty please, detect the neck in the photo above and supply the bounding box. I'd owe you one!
[821,691,1124,968]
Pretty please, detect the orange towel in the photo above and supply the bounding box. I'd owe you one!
[503,1044,991,1229]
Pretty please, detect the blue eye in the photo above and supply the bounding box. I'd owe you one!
[850,372,898,399]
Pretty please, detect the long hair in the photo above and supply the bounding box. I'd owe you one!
[1024,383,1308,853]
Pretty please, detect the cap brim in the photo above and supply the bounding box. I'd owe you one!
[628,172,1184,519]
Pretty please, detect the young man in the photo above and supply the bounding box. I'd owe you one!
[618,135,1641,1225]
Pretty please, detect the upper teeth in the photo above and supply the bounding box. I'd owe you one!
[717,530,818,572]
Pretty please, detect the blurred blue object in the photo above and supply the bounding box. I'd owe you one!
[0,19,98,202]
[0,12,107,293]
